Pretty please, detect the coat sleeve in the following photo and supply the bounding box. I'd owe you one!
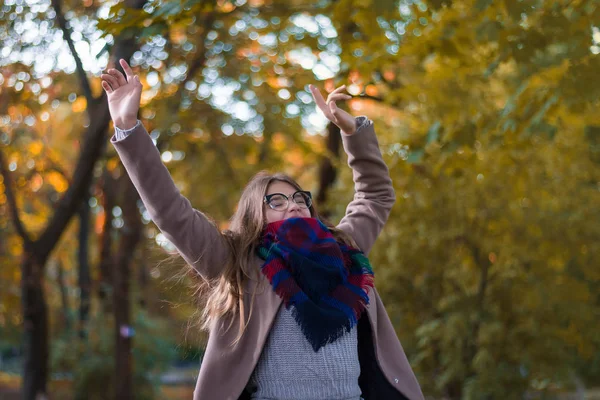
[336,118,396,255]
[110,123,230,279]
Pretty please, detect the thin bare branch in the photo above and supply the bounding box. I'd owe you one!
[37,0,147,262]
[0,148,33,245]
[51,0,94,105]
[166,8,216,115]
[184,12,216,87]
[357,94,385,103]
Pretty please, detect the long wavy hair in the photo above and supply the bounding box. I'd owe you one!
[191,171,357,344]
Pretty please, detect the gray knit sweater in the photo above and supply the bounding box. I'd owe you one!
[247,306,362,400]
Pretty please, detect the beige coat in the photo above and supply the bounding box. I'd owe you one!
[111,121,424,400]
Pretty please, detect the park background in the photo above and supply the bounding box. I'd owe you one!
[1,0,599,399]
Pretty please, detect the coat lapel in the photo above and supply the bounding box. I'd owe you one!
[245,258,283,338]
[365,286,378,326]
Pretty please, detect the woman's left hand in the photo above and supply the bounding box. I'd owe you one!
[309,84,356,135]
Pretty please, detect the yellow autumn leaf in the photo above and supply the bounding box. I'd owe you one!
[46,170,68,193]
[28,141,44,156]
[71,96,87,113]
[271,132,287,152]
[107,157,120,172]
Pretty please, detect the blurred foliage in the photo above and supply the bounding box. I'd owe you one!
[51,309,177,400]
[0,0,599,398]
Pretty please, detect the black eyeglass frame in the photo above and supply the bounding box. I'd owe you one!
[263,190,313,210]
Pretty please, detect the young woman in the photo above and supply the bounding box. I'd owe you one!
[102,59,424,400]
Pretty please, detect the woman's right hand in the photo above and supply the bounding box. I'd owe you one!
[101,59,142,130]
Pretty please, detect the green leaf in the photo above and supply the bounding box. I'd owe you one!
[475,0,494,12]
[153,2,182,18]
[406,148,425,163]
[426,121,442,144]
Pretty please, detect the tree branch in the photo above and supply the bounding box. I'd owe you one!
[37,0,148,262]
[357,93,385,103]
[51,0,94,105]
[0,148,33,246]
[316,121,342,217]
[184,12,216,88]
[166,8,216,116]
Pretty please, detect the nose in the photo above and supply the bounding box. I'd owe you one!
[287,200,302,214]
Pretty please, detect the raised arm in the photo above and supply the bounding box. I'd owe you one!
[309,85,395,254]
[102,60,229,279]
[336,119,395,254]
[110,124,230,278]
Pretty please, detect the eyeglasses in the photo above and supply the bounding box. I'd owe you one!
[264,190,312,211]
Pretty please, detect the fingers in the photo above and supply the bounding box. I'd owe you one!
[329,101,338,114]
[329,101,340,121]
[101,73,119,90]
[309,84,357,134]
[133,75,142,87]
[119,59,134,81]
[329,101,356,134]
[330,85,347,96]
[310,84,351,104]
[310,84,351,111]
[101,80,113,94]
[327,93,352,103]
[309,84,335,120]
[327,85,350,103]
[309,84,328,111]
[108,68,127,86]
[101,59,139,93]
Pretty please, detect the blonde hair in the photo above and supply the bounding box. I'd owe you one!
[191,171,356,344]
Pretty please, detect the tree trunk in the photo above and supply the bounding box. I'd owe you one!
[112,176,143,400]
[78,195,91,339]
[316,121,342,218]
[137,252,149,309]
[0,2,147,397]
[56,260,71,333]
[17,7,145,395]
[21,253,49,400]
[98,170,116,307]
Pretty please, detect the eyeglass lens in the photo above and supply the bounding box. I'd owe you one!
[268,192,311,210]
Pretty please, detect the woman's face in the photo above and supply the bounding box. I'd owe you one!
[264,181,312,224]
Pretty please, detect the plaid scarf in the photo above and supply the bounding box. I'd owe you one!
[256,217,374,352]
